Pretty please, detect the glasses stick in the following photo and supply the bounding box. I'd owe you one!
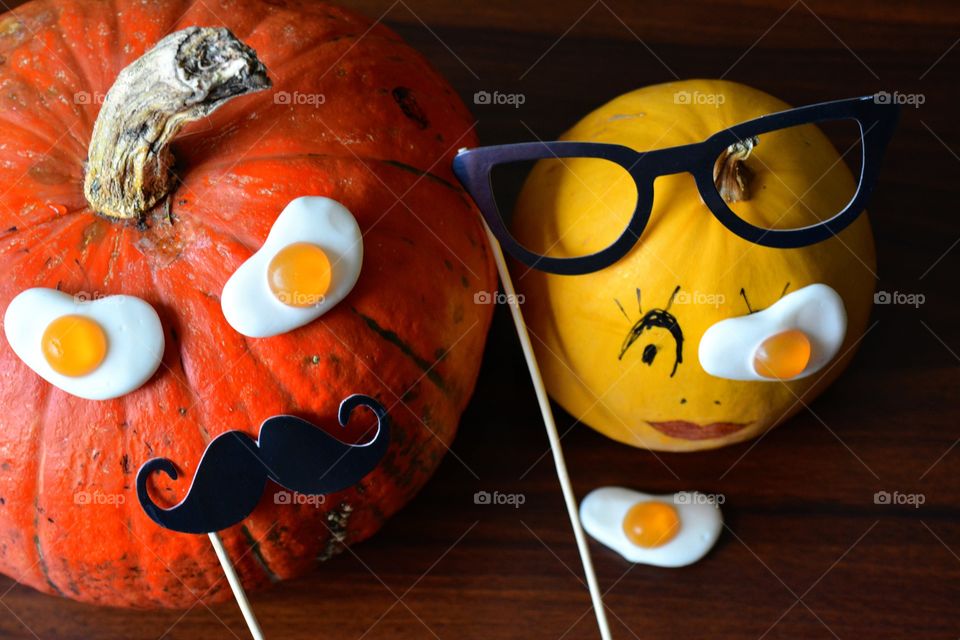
[481,223,612,640]
[209,531,266,640]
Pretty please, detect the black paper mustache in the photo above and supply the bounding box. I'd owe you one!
[137,394,390,534]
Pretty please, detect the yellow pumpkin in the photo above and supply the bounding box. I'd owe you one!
[511,79,876,452]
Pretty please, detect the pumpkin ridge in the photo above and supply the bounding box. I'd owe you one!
[112,0,194,75]
[190,0,270,43]
[225,0,380,49]
[0,111,86,160]
[250,30,398,87]
[378,159,463,192]
[177,213,260,256]
[103,228,126,284]
[32,382,61,596]
[194,153,463,191]
[73,217,117,274]
[140,256,212,443]
[240,336,300,408]
[239,523,280,583]
[113,393,140,606]
[351,307,448,393]
[0,212,87,267]
[103,0,122,76]
[49,7,101,128]
[0,29,90,159]
[32,531,64,597]
[8,219,100,299]
[172,0,306,48]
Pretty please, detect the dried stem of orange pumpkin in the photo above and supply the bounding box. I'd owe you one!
[83,27,271,220]
[713,136,759,203]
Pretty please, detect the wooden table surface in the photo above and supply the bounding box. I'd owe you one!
[2,0,959,638]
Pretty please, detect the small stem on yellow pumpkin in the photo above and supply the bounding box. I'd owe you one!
[83,27,271,220]
[713,136,759,203]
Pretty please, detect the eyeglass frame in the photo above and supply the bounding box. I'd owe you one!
[452,95,900,276]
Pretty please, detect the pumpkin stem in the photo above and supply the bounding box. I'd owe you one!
[83,27,271,220]
[713,136,759,203]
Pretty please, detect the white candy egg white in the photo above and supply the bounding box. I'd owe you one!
[221,196,363,338]
[3,288,165,401]
[579,487,722,567]
[698,283,847,381]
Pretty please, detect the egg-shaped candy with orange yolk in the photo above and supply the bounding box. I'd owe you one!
[3,289,165,400]
[221,197,363,338]
[579,487,722,567]
[698,283,846,381]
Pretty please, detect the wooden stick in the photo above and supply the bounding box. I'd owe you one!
[482,224,612,640]
[209,531,266,640]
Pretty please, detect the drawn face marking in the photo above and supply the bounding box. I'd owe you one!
[641,344,657,366]
[616,286,684,377]
[739,282,791,314]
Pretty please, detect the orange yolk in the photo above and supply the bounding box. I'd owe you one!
[753,329,812,379]
[267,242,332,308]
[622,501,681,548]
[41,315,108,377]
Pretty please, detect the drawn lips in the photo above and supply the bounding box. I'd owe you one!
[648,420,751,440]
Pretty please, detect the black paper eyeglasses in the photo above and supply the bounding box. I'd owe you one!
[453,95,899,275]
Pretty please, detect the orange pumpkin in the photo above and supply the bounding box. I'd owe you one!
[0,0,494,607]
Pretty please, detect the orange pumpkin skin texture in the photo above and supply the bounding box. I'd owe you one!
[0,1,494,608]
[511,80,876,452]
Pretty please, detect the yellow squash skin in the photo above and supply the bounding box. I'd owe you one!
[512,79,876,452]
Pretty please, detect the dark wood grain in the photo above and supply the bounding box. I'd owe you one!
[1,0,959,638]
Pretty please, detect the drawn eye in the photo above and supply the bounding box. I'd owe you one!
[221,197,364,338]
[641,344,658,366]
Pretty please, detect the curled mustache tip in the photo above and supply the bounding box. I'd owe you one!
[140,458,178,481]
[260,394,391,495]
[136,458,179,524]
[340,393,388,428]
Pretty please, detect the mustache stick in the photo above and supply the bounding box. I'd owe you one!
[137,395,390,640]
[481,222,612,640]
[210,530,265,640]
